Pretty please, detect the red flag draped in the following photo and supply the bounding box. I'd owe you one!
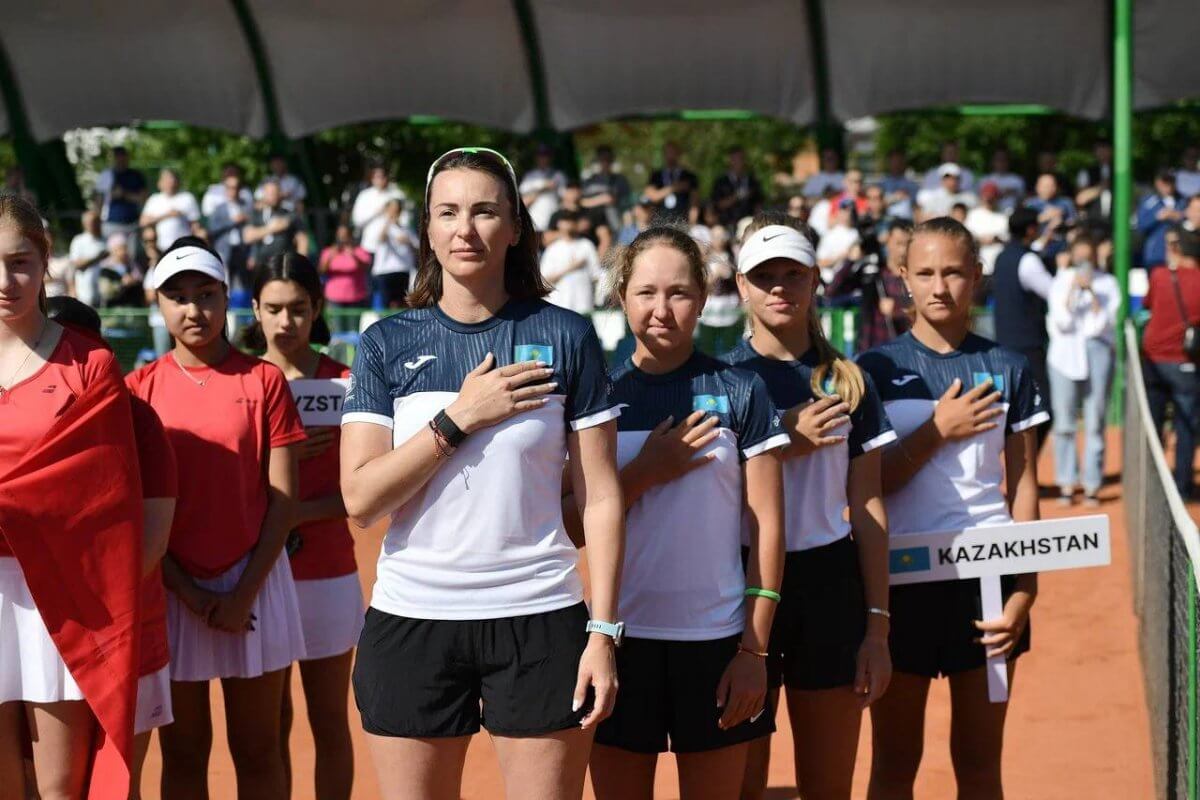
[0,360,143,799]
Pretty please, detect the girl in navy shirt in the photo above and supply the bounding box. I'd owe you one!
[858,217,1048,799]
[727,215,894,800]
[577,226,787,800]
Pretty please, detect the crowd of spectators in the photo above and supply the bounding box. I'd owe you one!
[13,134,1200,496]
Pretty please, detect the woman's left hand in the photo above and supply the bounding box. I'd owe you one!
[716,650,767,730]
[854,633,892,709]
[573,636,618,729]
[973,606,1030,658]
[206,591,256,634]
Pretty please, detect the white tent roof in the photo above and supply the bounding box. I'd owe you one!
[0,0,1197,141]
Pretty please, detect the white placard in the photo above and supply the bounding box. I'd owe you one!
[889,515,1111,703]
[290,378,349,427]
[888,515,1110,585]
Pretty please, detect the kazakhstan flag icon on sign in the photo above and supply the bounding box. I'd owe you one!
[890,546,931,574]
[693,394,730,414]
[514,344,554,365]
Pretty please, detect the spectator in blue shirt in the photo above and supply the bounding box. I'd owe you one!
[880,149,919,220]
[1024,173,1077,264]
[1137,170,1185,269]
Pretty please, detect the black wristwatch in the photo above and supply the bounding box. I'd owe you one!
[433,409,468,447]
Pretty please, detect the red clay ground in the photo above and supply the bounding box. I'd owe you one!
[139,434,1154,799]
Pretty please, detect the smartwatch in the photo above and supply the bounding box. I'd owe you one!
[585,619,625,647]
[433,409,468,448]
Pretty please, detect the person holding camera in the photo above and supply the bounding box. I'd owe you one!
[1046,237,1120,506]
[1143,227,1200,498]
[826,223,914,351]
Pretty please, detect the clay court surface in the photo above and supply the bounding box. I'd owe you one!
[139,435,1154,799]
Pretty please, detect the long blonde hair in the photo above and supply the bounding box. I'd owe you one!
[740,211,865,411]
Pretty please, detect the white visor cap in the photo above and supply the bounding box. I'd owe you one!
[150,245,228,290]
[737,225,816,275]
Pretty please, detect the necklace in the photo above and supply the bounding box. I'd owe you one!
[0,318,48,394]
[171,352,214,387]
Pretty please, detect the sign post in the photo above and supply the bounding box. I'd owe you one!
[889,515,1112,702]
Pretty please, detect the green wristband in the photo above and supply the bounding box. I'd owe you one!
[744,587,781,602]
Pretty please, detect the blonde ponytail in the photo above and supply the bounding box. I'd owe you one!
[807,307,864,411]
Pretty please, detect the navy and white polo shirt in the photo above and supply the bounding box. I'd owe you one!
[342,299,619,621]
[724,339,896,552]
[856,332,1050,537]
[610,351,789,641]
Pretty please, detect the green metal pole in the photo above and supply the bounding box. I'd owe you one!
[1112,0,1132,340]
[804,0,841,158]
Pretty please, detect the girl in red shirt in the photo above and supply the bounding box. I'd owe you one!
[0,197,144,798]
[126,237,307,800]
[45,296,180,800]
[243,252,361,799]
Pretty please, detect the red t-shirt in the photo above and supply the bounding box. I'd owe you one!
[290,355,357,580]
[0,327,118,557]
[129,396,176,676]
[125,348,306,579]
[1143,266,1200,363]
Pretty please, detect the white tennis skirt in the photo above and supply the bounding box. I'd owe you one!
[167,552,307,682]
[0,558,85,704]
[135,665,172,734]
[294,573,365,661]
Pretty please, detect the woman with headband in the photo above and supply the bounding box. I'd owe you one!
[342,148,624,800]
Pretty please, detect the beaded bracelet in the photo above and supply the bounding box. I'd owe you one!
[867,607,891,619]
[744,587,782,602]
[428,419,454,459]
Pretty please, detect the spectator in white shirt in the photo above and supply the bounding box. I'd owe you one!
[139,168,200,250]
[965,181,1010,274]
[352,164,408,248]
[1046,237,1120,506]
[68,210,107,306]
[980,148,1026,213]
[815,198,861,283]
[369,198,416,309]
[202,162,253,217]
[802,147,845,198]
[1177,146,1200,199]
[205,174,252,285]
[540,210,601,315]
[916,163,978,219]
[519,144,567,232]
[255,153,306,211]
[921,141,976,191]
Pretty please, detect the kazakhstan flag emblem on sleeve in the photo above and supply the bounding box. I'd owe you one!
[692,394,730,414]
[514,344,554,365]
[890,546,931,574]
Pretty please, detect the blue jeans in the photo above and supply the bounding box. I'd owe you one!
[1049,340,1115,495]
[1144,358,1200,498]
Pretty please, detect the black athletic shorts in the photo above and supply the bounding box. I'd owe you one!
[594,635,775,754]
[750,535,868,691]
[353,602,590,738]
[888,575,1031,678]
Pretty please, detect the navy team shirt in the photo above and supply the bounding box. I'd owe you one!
[610,351,789,641]
[856,331,1049,537]
[725,339,896,552]
[342,298,619,620]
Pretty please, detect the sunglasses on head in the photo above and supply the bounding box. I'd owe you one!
[425,147,520,207]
